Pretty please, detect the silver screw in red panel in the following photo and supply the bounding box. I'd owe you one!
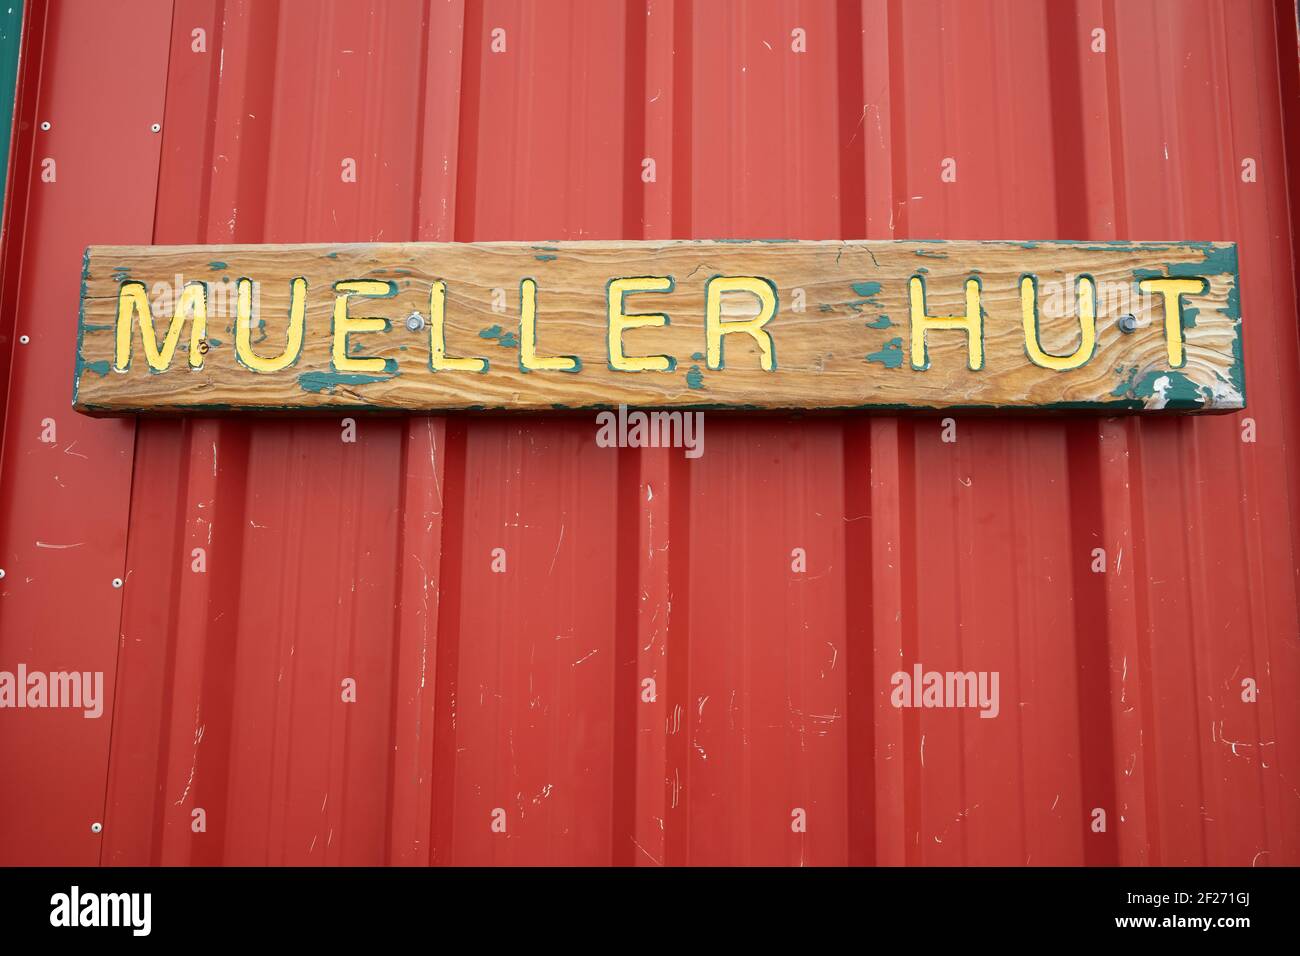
[90,822,103,834]
[112,577,123,589]
[150,123,161,133]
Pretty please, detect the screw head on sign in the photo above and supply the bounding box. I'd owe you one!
[90,822,103,834]
[19,335,29,345]
[0,568,6,579]
[112,577,123,589]
[1118,314,1138,334]
[150,123,161,133]
[405,311,425,332]
[40,121,50,131]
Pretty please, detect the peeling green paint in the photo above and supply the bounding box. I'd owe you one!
[686,366,704,389]
[866,315,891,330]
[1191,243,1238,276]
[1132,369,1202,407]
[72,247,91,406]
[1133,245,1237,283]
[1111,366,1139,398]
[478,322,518,348]
[851,281,882,299]
[1224,278,1241,321]
[208,261,228,271]
[298,371,395,393]
[866,337,904,369]
[1228,328,1246,397]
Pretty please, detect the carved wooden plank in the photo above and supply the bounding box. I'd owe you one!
[73,240,1243,413]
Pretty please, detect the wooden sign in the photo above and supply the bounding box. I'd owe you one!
[73,240,1243,414]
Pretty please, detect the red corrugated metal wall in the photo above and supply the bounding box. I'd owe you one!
[1,0,1298,866]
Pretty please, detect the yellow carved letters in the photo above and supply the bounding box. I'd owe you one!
[428,280,488,372]
[1138,277,1207,368]
[1021,275,1096,371]
[332,280,392,373]
[115,281,208,371]
[236,277,306,372]
[520,278,578,372]
[705,276,777,371]
[608,276,674,372]
[909,276,983,371]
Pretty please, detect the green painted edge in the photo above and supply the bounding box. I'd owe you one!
[0,1,22,207]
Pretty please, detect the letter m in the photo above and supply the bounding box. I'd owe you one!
[115,280,208,371]
[51,672,81,709]
[948,671,977,708]
[101,893,130,927]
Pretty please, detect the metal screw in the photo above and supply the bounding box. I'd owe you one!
[1118,314,1138,333]
[90,822,103,834]
[19,335,29,345]
[150,123,161,133]
[405,311,425,332]
[0,568,6,579]
[40,121,50,131]
[111,577,123,589]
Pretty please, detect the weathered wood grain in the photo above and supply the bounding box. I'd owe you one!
[73,240,1243,413]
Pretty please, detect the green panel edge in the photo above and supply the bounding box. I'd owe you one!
[0,1,22,208]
